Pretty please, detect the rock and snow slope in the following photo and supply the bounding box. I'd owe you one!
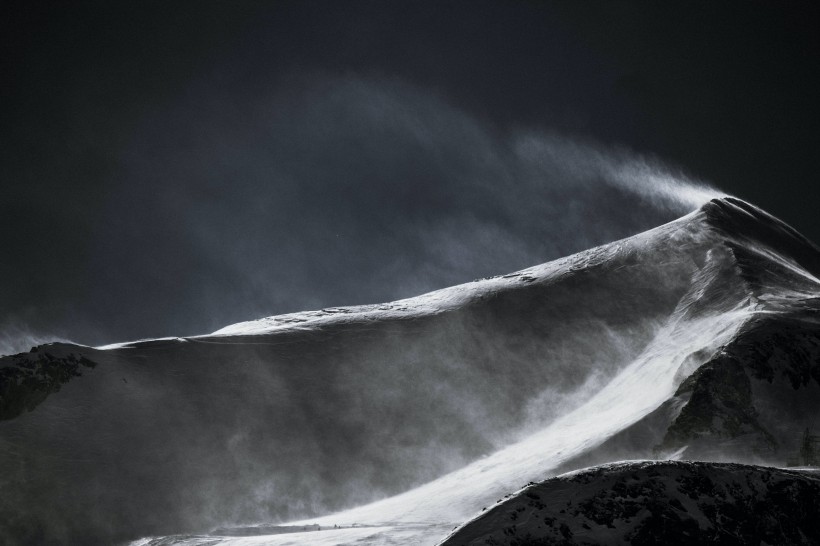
[1,198,819,545]
[439,461,820,546]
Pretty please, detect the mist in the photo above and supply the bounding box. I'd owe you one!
[1,74,722,354]
[0,319,68,357]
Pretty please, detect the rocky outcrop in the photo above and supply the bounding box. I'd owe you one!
[657,315,820,463]
[0,348,96,420]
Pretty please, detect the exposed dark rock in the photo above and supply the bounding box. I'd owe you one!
[660,352,776,454]
[657,315,820,460]
[441,461,820,546]
[0,350,96,420]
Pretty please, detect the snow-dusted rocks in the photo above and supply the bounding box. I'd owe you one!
[439,461,820,546]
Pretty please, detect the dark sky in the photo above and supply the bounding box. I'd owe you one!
[2,1,818,349]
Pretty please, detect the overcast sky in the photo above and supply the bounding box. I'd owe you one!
[2,1,818,349]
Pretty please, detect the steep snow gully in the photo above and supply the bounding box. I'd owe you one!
[1,198,819,545]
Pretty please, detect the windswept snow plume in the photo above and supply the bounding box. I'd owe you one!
[77,76,724,344]
[0,75,725,349]
[0,320,66,357]
[513,133,722,211]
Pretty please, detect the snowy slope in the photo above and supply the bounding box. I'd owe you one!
[1,198,819,546]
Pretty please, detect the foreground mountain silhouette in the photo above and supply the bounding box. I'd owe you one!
[440,461,820,545]
[1,197,819,545]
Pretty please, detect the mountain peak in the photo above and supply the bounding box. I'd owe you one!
[700,196,820,279]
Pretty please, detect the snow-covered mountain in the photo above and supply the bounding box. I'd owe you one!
[1,197,819,545]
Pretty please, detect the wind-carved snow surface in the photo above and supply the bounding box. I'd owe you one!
[130,202,779,546]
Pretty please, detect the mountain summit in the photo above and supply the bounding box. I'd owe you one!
[1,198,819,545]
